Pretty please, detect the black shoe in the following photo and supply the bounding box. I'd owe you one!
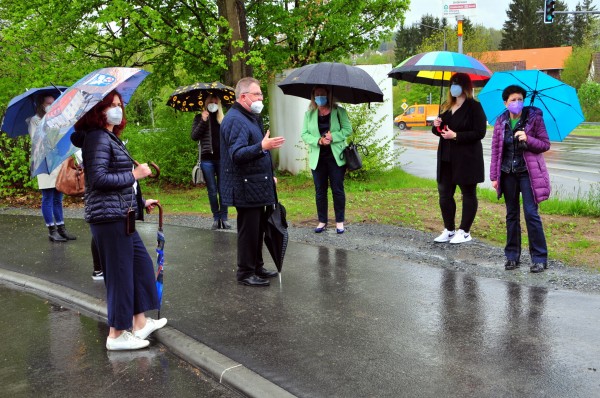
[48,226,67,242]
[314,223,327,233]
[57,224,77,240]
[256,268,278,278]
[238,275,270,286]
[211,220,220,230]
[530,263,547,273]
[504,260,520,270]
[221,220,232,230]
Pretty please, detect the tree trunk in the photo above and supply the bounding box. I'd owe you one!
[217,0,252,86]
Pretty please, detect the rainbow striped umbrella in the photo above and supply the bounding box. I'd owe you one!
[388,51,492,87]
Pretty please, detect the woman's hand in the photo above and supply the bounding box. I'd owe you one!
[201,110,209,121]
[319,131,332,146]
[440,126,457,140]
[144,199,159,210]
[492,181,498,189]
[433,117,442,127]
[133,163,153,180]
[514,130,527,142]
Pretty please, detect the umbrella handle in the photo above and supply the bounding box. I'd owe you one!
[146,202,164,229]
[133,160,160,178]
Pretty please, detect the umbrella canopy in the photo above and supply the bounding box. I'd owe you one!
[155,203,165,318]
[264,201,288,274]
[277,62,384,104]
[166,81,235,112]
[30,67,150,177]
[478,70,584,142]
[388,51,492,87]
[1,86,68,138]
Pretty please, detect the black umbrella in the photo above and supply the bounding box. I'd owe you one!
[166,81,236,112]
[264,193,288,282]
[277,62,384,104]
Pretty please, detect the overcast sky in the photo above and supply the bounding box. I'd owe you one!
[403,0,593,30]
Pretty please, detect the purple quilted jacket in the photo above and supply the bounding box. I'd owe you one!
[490,106,551,204]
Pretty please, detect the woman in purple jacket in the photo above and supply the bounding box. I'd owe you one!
[490,85,551,273]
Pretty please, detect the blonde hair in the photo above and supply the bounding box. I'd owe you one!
[204,94,224,124]
[441,73,474,113]
[308,85,337,111]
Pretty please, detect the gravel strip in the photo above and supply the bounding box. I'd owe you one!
[4,206,600,295]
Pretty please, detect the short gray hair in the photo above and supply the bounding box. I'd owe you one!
[235,77,261,98]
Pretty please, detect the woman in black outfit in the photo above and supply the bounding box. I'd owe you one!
[191,94,230,230]
[431,73,487,244]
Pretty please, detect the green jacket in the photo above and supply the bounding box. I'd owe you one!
[301,106,352,170]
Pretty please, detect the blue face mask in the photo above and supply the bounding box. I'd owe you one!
[450,84,463,97]
[315,96,328,106]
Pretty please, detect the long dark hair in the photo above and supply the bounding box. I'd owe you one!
[74,90,127,136]
[35,95,54,118]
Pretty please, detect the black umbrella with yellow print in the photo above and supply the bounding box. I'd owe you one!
[166,81,236,112]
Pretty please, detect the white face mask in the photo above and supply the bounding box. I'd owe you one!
[207,103,218,113]
[106,106,123,125]
[249,100,264,114]
[44,105,52,114]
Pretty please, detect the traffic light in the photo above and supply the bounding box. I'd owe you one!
[543,0,556,24]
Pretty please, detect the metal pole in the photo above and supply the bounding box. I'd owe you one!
[456,15,464,54]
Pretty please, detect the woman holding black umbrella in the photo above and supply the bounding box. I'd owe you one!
[301,86,352,234]
[431,73,487,244]
[191,94,230,230]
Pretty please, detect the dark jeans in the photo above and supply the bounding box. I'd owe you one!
[311,152,346,223]
[437,164,478,232]
[235,206,265,281]
[41,188,64,226]
[201,159,228,221]
[501,171,548,263]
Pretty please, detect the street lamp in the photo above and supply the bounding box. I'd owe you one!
[418,23,447,51]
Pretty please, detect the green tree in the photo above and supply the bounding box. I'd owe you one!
[572,0,599,46]
[500,0,571,49]
[561,46,594,89]
[578,81,600,121]
[394,15,447,65]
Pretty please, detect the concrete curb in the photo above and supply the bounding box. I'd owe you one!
[0,268,296,398]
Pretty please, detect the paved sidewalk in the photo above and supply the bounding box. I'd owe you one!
[1,213,599,397]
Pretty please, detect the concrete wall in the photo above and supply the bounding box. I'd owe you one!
[268,64,394,174]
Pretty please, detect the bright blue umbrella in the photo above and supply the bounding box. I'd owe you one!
[30,67,150,176]
[1,86,67,138]
[478,70,584,142]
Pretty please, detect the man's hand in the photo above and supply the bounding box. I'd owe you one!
[262,130,285,151]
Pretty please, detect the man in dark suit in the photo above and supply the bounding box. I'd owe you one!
[219,77,285,286]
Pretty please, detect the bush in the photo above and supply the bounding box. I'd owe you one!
[578,81,600,122]
[0,133,37,197]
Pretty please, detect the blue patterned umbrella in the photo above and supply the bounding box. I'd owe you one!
[478,70,584,142]
[30,67,150,176]
[155,203,165,318]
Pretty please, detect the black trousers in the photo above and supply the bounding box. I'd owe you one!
[437,163,478,232]
[236,206,266,281]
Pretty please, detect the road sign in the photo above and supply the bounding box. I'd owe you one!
[401,102,408,111]
[443,0,477,18]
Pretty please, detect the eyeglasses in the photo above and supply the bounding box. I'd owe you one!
[243,92,264,98]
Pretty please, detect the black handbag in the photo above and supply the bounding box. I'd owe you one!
[340,142,367,172]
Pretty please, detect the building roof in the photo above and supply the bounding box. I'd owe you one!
[477,47,572,71]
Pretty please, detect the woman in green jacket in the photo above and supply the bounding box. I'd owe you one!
[301,86,352,234]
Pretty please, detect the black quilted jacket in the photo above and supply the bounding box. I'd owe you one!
[71,128,143,224]
[219,103,275,208]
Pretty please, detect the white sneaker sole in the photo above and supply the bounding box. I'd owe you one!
[450,235,472,244]
[106,338,149,351]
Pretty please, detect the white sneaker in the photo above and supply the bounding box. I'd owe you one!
[449,229,472,244]
[106,331,149,351]
[434,229,455,243]
[133,317,168,340]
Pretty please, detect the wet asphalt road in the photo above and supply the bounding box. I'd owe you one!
[0,286,240,398]
[0,213,599,397]
[396,129,600,198]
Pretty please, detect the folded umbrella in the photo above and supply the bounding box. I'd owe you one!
[154,203,165,318]
[277,62,384,104]
[478,70,584,142]
[1,86,68,138]
[30,67,150,176]
[166,81,235,112]
[264,191,288,283]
